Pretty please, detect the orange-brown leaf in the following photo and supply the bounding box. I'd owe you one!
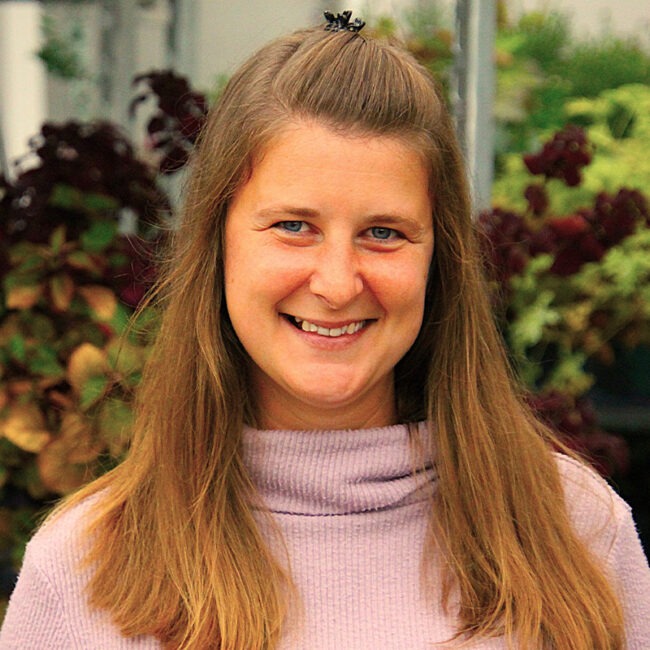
[66,250,102,274]
[6,284,43,310]
[67,343,108,395]
[106,338,146,376]
[59,411,104,463]
[48,390,75,410]
[49,273,75,311]
[7,380,33,397]
[78,285,118,321]
[0,403,51,453]
[37,437,96,494]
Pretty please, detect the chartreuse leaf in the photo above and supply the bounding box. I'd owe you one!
[98,398,133,457]
[49,226,66,255]
[80,220,118,253]
[14,253,47,275]
[509,289,561,352]
[110,302,132,336]
[544,352,593,396]
[8,335,26,363]
[66,251,102,275]
[49,273,75,311]
[79,375,109,411]
[27,346,64,379]
[106,338,144,377]
[67,343,109,410]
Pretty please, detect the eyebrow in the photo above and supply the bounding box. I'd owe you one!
[257,206,429,236]
[257,206,319,220]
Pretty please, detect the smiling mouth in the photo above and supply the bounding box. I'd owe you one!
[283,315,368,338]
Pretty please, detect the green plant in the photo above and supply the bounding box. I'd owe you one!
[0,73,208,610]
[562,37,650,99]
[493,9,650,159]
[481,125,649,473]
[493,84,650,214]
[37,14,87,80]
[0,122,163,572]
[366,3,454,90]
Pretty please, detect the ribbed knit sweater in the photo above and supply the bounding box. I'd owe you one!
[1,424,649,649]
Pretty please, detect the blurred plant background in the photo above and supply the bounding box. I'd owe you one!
[1,0,650,620]
[0,67,208,617]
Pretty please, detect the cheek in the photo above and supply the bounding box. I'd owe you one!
[373,255,431,309]
[225,243,310,307]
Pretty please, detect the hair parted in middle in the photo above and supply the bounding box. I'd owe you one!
[61,24,624,650]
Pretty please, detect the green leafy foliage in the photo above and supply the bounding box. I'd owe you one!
[563,38,650,98]
[37,15,87,80]
[482,115,649,479]
[493,84,650,214]
[504,228,650,395]
[494,9,650,159]
[0,71,207,612]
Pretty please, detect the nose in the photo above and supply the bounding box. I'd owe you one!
[308,242,364,310]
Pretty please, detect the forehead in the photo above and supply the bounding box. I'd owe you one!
[247,118,433,186]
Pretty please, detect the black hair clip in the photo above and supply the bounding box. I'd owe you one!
[324,10,365,33]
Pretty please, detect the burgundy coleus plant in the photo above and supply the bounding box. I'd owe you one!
[527,391,629,478]
[480,125,649,282]
[548,189,648,276]
[130,70,209,174]
[479,125,649,478]
[0,120,168,309]
[523,124,592,187]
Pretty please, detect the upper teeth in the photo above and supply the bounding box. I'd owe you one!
[293,317,366,337]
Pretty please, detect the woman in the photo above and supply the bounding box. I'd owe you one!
[2,13,649,650]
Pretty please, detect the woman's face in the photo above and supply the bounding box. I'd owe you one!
[224,120,434,430]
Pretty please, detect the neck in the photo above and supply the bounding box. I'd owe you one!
[252,380,397,431]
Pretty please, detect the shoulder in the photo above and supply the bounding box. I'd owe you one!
[25,491,103,572]
[554,455,650,648]
[554,453,650,578]
[554,452,628,519]
[554,453,629,555]
[0,493,107,649]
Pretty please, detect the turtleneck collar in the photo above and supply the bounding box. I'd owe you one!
[241,422,436,516]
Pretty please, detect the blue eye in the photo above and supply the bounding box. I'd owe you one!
[370,226,396,240]
[278,221,304,232]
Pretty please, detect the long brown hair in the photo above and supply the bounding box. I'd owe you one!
[57,26,624,649]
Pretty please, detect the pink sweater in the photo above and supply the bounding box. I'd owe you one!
[2,424,649,649]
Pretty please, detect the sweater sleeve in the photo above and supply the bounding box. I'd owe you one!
[1,497,158,650]
[0,542,75,649]
[557,454,650,650]
[605,500,650,650]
